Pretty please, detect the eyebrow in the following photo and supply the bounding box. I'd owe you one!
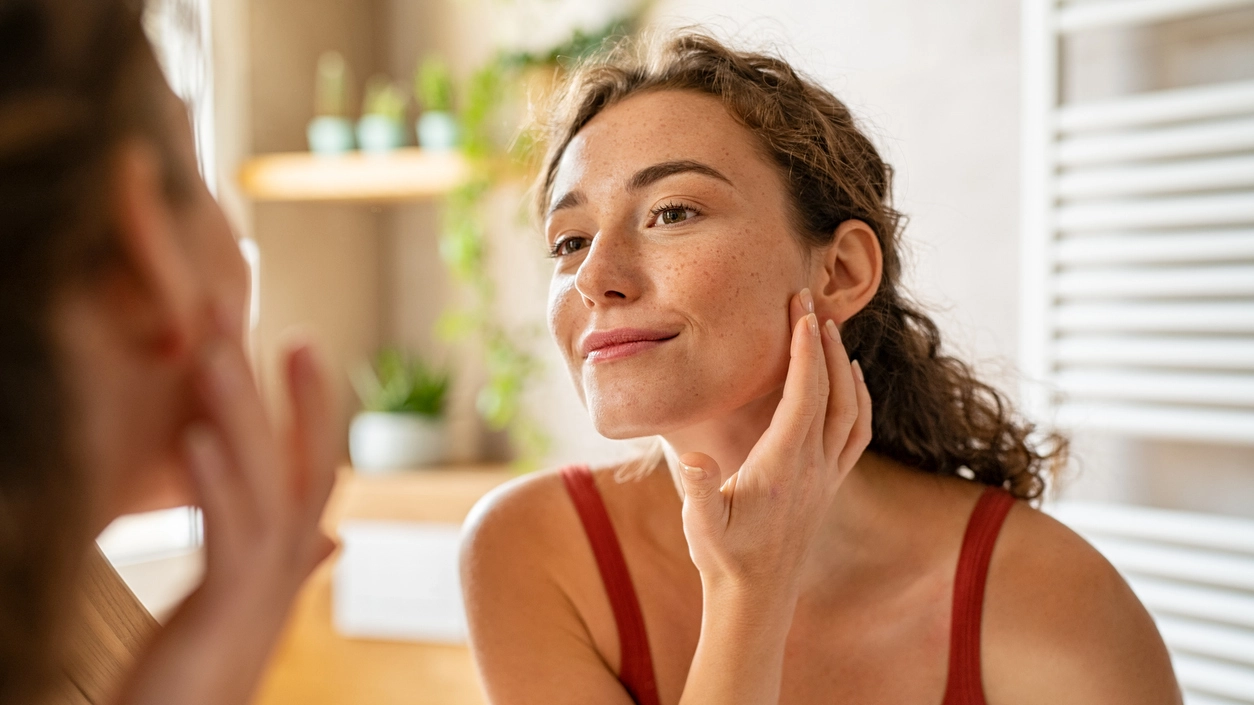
[547,159,732,218]
[628,159,732,191]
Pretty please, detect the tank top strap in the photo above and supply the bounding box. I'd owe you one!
[942,486,1016,705]
[560,466,661,705]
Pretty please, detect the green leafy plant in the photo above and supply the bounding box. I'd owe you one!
[416,56,455,112]
[315,51,349,117]
[362,74,407,121]
[352,348,449,418]
[434,11,644,470]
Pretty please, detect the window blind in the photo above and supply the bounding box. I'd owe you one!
[1021,0,1254,446]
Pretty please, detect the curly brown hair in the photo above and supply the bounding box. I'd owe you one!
[535,31,1067,501]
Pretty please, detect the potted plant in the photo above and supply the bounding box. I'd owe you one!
[356,75,408,153]
[307,51,355,155]
[349,348,450,472]
[414,56,459,151]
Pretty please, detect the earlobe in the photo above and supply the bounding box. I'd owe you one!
[815,219,884,324]
[110,140,198,359]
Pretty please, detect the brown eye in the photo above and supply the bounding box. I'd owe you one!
[550,236,589,258]
[651,204,699,227]
[661,207,688,224]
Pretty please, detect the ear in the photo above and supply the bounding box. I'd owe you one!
[812,219,883,325]
[108,139,198,358]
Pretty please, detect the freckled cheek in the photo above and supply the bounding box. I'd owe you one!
[664,241,784,343]
[547,277,584,363]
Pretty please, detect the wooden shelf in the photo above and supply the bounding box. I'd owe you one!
[238,148,469,203]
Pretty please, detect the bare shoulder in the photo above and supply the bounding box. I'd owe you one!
[982,501,1181,705]
[459,465,639,705]
[461,467,577,577]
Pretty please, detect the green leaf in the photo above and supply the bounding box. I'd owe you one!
[362,74,407,121]
[355,347,449,417]
[415,55,455,112]
[435,309,480,341]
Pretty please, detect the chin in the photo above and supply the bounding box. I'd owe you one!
[583,385,700,440]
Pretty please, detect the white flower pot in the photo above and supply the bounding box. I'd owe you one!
[349,412,447,473]
[416,111,459,151]
[306,116,355,154]
[356,115,407,153]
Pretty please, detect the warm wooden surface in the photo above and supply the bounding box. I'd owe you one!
[253,465,514,705]
[47,546,159,705]
[238,148,469,203]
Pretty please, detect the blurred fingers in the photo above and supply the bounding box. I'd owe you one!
[184,423,250,544]
[285,341,337,525]
[198,339,281,504]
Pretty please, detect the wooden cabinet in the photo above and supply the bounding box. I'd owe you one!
[254,466,512,705]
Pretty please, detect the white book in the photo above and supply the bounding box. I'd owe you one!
[333,520,466,644]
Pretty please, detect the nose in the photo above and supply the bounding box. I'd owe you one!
[574,229,641,309]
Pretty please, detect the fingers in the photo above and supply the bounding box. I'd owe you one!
[819,320,859,460]
[836,360,874,472]
[763,294,828,454]
[184,423,249,553]
[198,340,281,506]
[677,452,727,539]
[789,288,811,331]
[285,342,337,527]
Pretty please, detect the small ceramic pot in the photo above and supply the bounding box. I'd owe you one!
[349,412,447,473]
[356,115,407,154]
[307,116,355,155]
[416,111,459,151]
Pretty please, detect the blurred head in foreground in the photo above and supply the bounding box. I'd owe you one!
[536,31,1064,496]
[0,0,246,697]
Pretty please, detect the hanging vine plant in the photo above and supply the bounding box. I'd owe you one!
[434,12,644,470]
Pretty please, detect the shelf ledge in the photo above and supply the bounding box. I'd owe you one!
[239,148,469,203]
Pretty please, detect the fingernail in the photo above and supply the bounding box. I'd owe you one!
[851,359,865,383]
[681,464,706,480]
[806,313,819,338]
[825,319,840,343]
[800,288,815,314]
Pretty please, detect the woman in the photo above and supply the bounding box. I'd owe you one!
[0,0,336,703]
[461,32,1181,705]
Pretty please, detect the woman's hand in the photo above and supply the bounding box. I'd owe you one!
[186,332,337,607]
[114,320,337,705]
[678,288,872,594]
[675,288,872,705]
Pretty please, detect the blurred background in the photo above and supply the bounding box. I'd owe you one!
[97,0,1254,703]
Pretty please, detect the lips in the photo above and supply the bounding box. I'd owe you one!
[580,327,680,362]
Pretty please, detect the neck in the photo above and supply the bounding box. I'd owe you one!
[660,386,782,480]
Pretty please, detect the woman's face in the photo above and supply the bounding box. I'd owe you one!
[66,83,249,522]
[133,86,250,509]
[546,89,813,439]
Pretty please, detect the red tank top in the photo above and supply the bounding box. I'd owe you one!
[560,466,1016,705]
